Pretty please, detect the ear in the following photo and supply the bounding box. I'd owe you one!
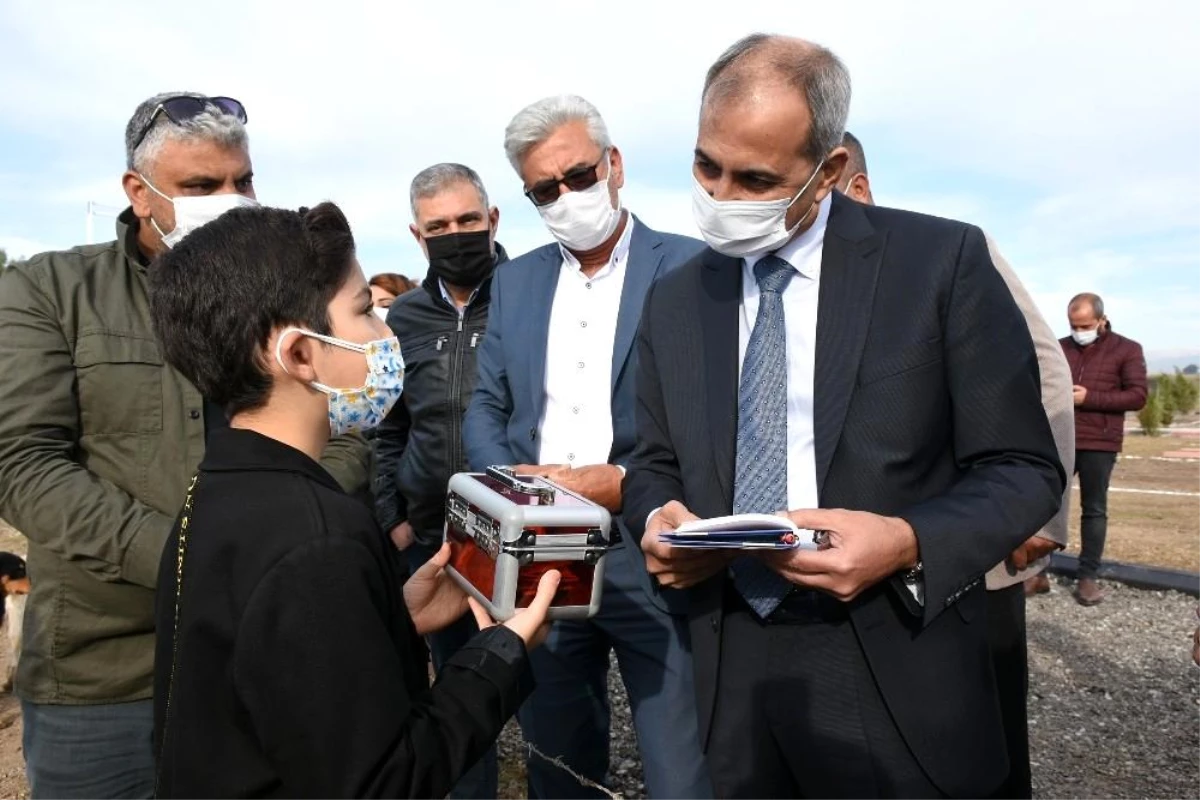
[409,223,430,260]
[608,146,625,192]
[123,171,153,220]
[273,329,320,385]
[818,147,850,197]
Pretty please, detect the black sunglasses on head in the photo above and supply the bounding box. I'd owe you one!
[131,95,248,153]
[524,151,609,207]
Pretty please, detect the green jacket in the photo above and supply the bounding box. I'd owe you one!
[0,210,372,704]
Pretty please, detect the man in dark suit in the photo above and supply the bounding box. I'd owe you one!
[623,34,1065,798]
[464,95,711,798]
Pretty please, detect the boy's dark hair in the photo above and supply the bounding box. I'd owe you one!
[0,552,26,581]
[149,202,357,416]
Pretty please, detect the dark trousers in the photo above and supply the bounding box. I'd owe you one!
[1076,450,1118,578]
[707,589,943,799]
[406,542,498,800]
[986,583,1031,799]
[517,545,711,799]
[22,699,155,799]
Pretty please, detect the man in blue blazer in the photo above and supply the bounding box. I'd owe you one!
[464,94,711,799]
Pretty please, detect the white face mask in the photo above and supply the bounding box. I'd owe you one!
[140,174,259,248]
[691,158,826,259]
[1072,328,1099,347]
[374,306,391,323]
[536,155,622,252]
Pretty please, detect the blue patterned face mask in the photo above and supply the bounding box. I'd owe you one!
[275,328,405,437]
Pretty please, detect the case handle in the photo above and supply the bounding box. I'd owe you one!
[486,465,556,505]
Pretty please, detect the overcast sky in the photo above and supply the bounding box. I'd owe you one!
[2,0,1197,363]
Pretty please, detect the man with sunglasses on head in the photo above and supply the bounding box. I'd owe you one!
[0,92,370,799]
[464,94,712,799]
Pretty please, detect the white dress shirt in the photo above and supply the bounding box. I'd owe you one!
[738,194,831,513]
[537,214,635,466]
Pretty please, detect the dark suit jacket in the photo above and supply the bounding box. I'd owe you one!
[463,215,705,615]
[622,193,1065,797]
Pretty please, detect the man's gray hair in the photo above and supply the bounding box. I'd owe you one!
[503,94,611,173]
[125,91,248,174]
[409,163,491,220]
[702,34,851,163]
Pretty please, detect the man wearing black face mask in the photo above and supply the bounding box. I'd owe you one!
[373,162,507,800]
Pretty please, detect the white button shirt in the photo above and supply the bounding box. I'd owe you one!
[537,213,635,466]
[739,194,832,512]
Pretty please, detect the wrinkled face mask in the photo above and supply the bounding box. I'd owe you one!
[691,158,826,259]
[275,328,405,437]
[373,306,391,323]
[1072,328,1099,347]
[424,228,495,287]
[535,153,622,251]
[140,174,258,248]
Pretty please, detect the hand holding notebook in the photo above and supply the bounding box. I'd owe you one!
[659,513,820,550]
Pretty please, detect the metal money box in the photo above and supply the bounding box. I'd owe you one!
[444,466,613,621]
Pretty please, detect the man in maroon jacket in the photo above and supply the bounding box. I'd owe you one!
[1061,292,1147,605]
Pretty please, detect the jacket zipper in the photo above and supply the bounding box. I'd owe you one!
[448,309,470,474]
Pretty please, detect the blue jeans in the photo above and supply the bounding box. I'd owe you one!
[518,544,713,799]
[21,699,155,799]
[406,542,498,800]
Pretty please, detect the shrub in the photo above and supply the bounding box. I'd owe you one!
[1139,390,1163,436]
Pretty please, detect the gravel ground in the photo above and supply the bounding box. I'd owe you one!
[498,575,1200,799]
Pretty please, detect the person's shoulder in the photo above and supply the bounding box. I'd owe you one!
[631,219,705,259]
[500,242,559,272]
[1108,331,1145,355]
[3,239,126,295]
[490,243,559,301]
[860,202,978,243]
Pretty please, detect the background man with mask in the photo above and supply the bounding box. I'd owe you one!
[0,92,370,799]
[837,131,1075,798]
[464,95,711,799]
[374,162,508,800]
[625,35,1064,798]
[1061,292,1147,606]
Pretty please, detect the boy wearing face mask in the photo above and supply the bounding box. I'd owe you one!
[1060,292,1147,605]
[373,163,509,799]
[147,201,558,798]
[0,92,371,799]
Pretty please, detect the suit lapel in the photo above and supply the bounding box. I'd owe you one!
[611,219,665,395]
[699,249,742,510]
[813,194,887,495]
[527,247,562,421]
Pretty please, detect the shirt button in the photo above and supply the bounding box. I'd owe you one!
[586,282,592,289]
[572,406,580,414]
[580,321,588,328]
[189,409,201,420]
[578,361,585,369]
[568,453,575,461]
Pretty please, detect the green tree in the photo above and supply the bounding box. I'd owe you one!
[1138,389,1163,436]
[1170,370,1199,415]
[1158,374,1177,426]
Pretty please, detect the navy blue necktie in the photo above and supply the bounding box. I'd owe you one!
[731,255,798,618]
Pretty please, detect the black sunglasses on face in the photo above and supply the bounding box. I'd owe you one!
[524,151,609,207]
[131,95,248,153]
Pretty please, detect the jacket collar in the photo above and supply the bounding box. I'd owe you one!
[199,427,342,492]
[116,207,153,273]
